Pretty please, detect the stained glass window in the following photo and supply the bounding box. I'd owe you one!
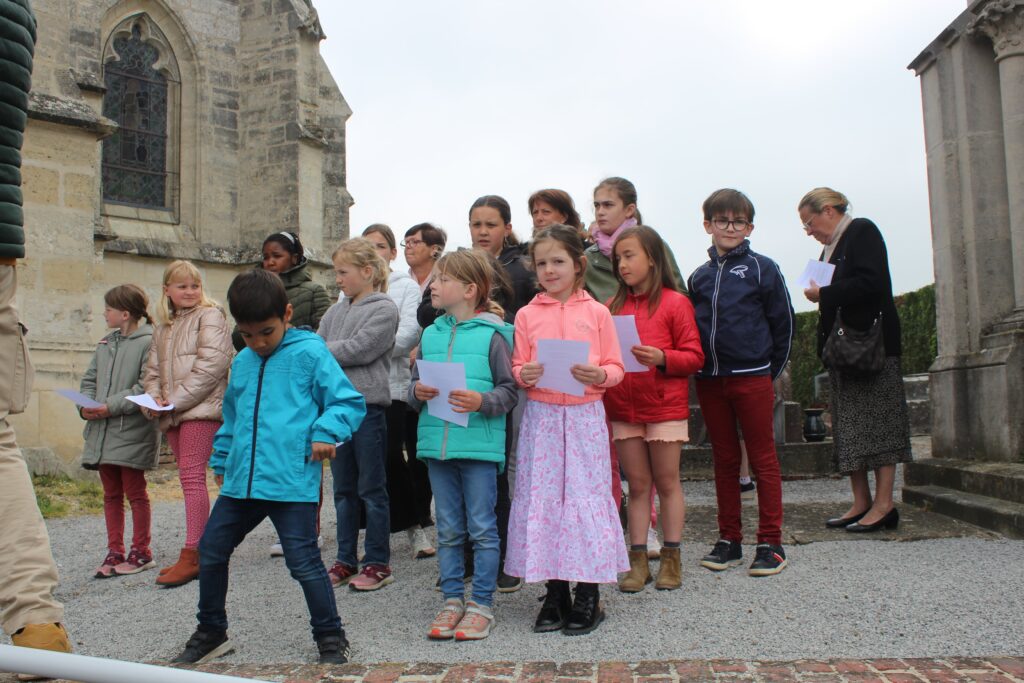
[102,24,169,208]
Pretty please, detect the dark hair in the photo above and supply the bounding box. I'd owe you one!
[595,176,643,224]
[609,225,680,316]
[362,223,396,251]
[405,222,447,257]
[702,188,755,222]
[528,189,584,231]
[262,231,304,263]
[469,195,520,247]
[227,269,289,324]
[529,224,587,292]
[104,284,152,323]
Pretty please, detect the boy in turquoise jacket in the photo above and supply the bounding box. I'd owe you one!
[173,269,365,666]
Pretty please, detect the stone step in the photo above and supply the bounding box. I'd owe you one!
[902,484,1024,539]
[905,458,1024,505]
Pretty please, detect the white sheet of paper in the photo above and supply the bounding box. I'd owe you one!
[125,394,175,412]
[55,389,105,410]
[536,339,590,397]
[796,259,836,289]
[613,315,647,373]
[416,360,469,427]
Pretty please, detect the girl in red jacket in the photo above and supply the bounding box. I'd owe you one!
[605,226,704,592]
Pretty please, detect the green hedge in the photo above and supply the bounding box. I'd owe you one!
[790,284,937,408]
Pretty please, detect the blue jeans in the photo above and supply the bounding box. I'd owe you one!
[197,496,342,638]
[427,458,499,607]
[331,404,390,567]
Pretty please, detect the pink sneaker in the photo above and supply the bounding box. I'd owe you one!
[94,551,124,579]
[328,562,358,587]
[113,549,156,575]
[349,564,394,591]
[454,601,494,641]
[427,598,464,640]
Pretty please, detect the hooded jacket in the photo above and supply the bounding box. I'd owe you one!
[318,292,399,408]
[210,328,366,502]
[387,269,421,402]
[79,324,160,470]
[231,259,332,351]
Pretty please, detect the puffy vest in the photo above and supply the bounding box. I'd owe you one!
[416,315,513,468]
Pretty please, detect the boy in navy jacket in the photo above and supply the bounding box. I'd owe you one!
[687,188,794,577]
[173,269,365,666]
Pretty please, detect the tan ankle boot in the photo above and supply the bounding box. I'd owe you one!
[618,549,651,593]
[655,546,682,590]
[156,548,199,587]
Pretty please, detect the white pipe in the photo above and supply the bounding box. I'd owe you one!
[0,644,270,683]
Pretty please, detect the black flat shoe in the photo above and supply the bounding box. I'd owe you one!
[534,581,571,633]
[825,511,868,528]
[846,508,899,533]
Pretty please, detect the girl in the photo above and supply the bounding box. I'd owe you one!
[505,224,627,636]
[408,249,517,641]
[143,260,233,587]
[81,285,161,578]
[362,224,436,559]
[604,226,704,592]
[319,238,400,591]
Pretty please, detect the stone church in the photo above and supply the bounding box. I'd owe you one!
[11,0,351,469]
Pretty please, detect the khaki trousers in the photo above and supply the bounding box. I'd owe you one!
[0,264,64,634]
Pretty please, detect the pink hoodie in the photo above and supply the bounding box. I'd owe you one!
[512,289,625,406]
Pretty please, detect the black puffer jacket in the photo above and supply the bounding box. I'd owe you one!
[0,0,35,261]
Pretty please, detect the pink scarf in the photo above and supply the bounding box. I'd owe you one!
[594,217,638,257]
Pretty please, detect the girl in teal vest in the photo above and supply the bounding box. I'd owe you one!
[408,250,518,642]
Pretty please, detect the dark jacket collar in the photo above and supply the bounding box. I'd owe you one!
[707,239,751,264]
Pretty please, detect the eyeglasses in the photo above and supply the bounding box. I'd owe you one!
[801,214,817,231]
[711,218,750,232]
[400,239,425,248]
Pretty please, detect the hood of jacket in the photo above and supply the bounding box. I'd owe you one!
[274,258,313,287]
[430,310,514,349]
[347,291,392,307]
[527,289,597,308]
[389,269,414,287]
[706,239,751,264]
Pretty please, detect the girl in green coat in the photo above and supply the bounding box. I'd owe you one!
[80,285,160,579]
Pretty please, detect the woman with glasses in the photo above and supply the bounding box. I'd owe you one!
[798,187,911,533]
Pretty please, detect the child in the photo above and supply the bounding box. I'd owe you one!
[604,227,704,592]
[81,285,161,578]
[319,238,400,591]
[172,269,366,665]
[143,260,233,587]
[505,224,627,636]
[687,188,794,577]
[408,249,518,641]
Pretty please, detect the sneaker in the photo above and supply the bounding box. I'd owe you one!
[407,526,436,559]
[646,527,662,559]
[327,561,358,587]
[749,543,787,577]
[113,549,155,575]
[740,480,756,501]
[699,539,743,571]
[454,601,494,641]
[94,551,124,579]
[171,628,233,664]
[270,541,284,557]
[349,564,394,591]
[496,571,523,593]
[428,598,465,640]
[315,632,350,664]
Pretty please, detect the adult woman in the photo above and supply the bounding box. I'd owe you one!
[404,223,446,294]
[363,224,436,558]
[799,187,912,533]
[528,189,587,243]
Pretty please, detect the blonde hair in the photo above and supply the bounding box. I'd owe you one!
[156,260,218,325]
[332,237,389,293]
[798,187,850,215]
[434,250,505,318]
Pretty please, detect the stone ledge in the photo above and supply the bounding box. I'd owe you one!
[27,92,116,137]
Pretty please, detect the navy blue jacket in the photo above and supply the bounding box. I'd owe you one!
[687,240,794,380]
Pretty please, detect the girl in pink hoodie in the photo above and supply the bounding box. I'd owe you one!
[504,224,627,636]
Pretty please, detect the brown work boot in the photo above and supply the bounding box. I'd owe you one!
[618,549,651,593]
[655,546,682,590]
[156,547,199,587]
[11,623,72,680]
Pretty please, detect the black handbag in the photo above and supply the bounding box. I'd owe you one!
[822,309,885,376]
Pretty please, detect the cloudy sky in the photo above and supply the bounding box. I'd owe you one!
[316,1,968,311]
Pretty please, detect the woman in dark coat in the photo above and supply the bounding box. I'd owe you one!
[799,187,912,533]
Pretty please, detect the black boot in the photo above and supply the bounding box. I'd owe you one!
[563,583,604,636]
[533,580,571,633]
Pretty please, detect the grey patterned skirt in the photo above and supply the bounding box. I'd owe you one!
[828,357,913,475]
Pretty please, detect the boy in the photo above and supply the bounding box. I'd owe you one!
[687,188,794,577]
[173,269,366,664]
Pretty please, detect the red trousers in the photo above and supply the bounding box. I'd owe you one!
[696,376,783,545]
[99,464,151,555]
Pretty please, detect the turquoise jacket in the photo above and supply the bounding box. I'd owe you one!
[211,328,366,502]
[413,313,516,469]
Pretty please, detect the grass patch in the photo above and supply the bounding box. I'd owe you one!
[32,475,104,519]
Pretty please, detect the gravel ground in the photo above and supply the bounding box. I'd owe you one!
[12,466,1022,666]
